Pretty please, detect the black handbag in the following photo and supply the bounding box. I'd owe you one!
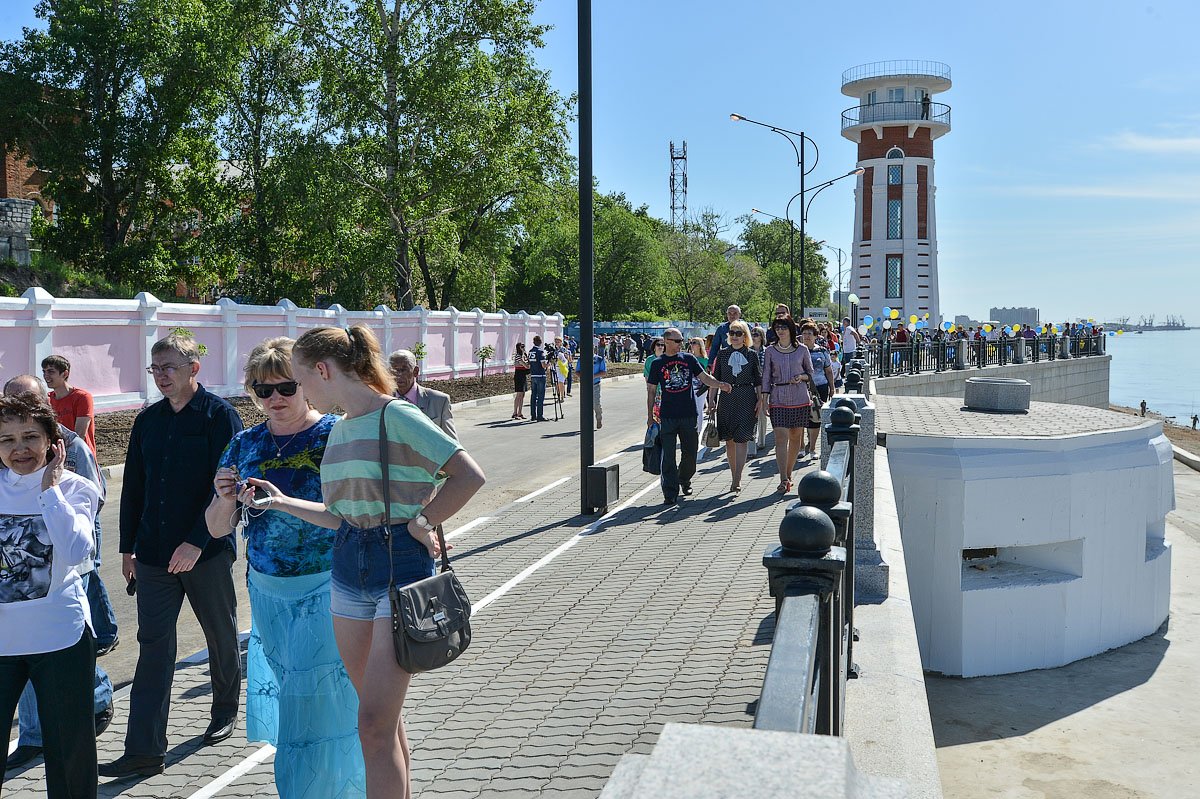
[380,401,472,673]
[643,422,662,475]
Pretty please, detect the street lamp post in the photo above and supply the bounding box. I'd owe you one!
[731,114,817,310]
[817,240,848,319]
[733,114,862,311]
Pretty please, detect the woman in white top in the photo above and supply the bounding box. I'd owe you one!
[0,393,100,798]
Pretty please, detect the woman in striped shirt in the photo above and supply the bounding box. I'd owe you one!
[248,326,485,799]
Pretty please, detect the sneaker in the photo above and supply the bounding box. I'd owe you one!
[681,484,693,496]
[96,636,120,657]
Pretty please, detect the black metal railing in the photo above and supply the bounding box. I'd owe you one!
[859,334,1106,378]
[841,101,951,131]
[756,401,860,736]
[841,60,952,87]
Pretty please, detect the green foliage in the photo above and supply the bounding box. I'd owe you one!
[474,344,495,381]
[411,341,427,361]
[167,327,209,356]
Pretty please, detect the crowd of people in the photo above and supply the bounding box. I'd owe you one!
[1,328,485,799]
[641,304,857,504]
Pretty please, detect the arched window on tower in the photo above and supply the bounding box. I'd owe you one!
[886,147,905,159]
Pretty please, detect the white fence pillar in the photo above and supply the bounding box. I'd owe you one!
[217,297,240,390]
[499,309,511,373]
[137,292,163,404]
[375,305,393,355]
[448,306,461,378]
[278,298,299,339]
[24,287,54,374]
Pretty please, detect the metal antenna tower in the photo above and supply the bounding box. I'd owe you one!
[669,141,687,227]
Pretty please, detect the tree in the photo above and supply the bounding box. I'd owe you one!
[282,0,571,309]
[0,0,245,293]
[736,214,830,312]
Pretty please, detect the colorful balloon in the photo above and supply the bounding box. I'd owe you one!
[883,320,892,329]
[942,321,952,331]
[907,322,916,332]
[881,306,891,317]
[983,324,993,333]
[890,309,900,320]
[1012,324,1021,332]
[858,324,868,335]
[863,315,874,326]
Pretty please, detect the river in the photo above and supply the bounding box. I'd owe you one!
[1107,328,1200,426]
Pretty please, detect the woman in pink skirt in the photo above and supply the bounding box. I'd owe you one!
[761,315,815,493]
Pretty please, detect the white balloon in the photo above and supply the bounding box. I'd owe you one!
[858,324,868,335]
[883,320,892,329]
[907,322,916,332]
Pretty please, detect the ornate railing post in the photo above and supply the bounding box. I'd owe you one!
[761,502,846,735]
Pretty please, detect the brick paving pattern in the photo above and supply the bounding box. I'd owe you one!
[875,395,1149,438]
[5,445,806,798]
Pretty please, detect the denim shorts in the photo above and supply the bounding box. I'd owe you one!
[330,521,435,621]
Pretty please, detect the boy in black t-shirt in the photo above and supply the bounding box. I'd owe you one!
[647,327,730,503]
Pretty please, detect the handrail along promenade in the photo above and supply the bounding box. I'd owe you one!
[756,400,862,737]
[859,333,1107,378]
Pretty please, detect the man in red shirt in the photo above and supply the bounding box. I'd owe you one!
[42,354,97,457]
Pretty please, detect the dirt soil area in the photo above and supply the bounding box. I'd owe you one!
[92,361,645,467]
[1110,403,1200,458]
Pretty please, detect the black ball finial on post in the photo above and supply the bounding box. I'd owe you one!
[778,505,837,556]
[798,470,842,507]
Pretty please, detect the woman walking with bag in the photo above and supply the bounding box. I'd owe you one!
[800,322,837,460]
[762,316,815,493]
[708,321,761,492]
[246,326,485,799]
[205,338,365,798]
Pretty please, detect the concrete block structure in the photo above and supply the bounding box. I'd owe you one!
[879,397,1173,677]
[841,61,951,328]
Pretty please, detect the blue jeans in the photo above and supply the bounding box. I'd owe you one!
[330,522,435,621]
[86,527,119,647]
[529,375,547,420]
[17,664,111,747]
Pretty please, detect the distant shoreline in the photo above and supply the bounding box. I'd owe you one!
[1111,404,1199,457]
[1107,327,1194,333]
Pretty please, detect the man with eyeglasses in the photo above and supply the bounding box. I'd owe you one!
[102,332,244,778]
[389,348,456,439]
[648,328,730,504]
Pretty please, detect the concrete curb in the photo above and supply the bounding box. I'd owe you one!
[448,371,646,411]
[1173,445,1200,472]
[97,372,648,480]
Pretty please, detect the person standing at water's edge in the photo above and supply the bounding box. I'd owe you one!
[648,328,730,504]
[103,332,244,779]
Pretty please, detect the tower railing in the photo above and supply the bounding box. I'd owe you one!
[841,101,951,132]
[841,60,951,86]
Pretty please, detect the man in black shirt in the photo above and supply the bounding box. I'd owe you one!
[647,328,729,504]
[528,335,548,421]
[101,333,244,778]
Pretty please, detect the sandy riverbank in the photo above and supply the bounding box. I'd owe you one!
[1111,403,1200,458]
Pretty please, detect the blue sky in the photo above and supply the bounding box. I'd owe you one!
[5,1,1199,322]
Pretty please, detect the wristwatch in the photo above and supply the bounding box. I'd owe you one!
[414,513,435,532]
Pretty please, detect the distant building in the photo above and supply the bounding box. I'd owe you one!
[954,314,981,329]
[990,306,1039,329]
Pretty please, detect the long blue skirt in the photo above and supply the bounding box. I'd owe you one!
[247,567,366,799]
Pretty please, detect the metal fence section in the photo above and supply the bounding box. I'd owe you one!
[756,401,861,737]
[858,334,1106,378]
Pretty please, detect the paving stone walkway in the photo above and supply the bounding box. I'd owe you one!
[5,442,811,798]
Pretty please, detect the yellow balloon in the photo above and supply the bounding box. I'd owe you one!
[983,324,993,333]
[909,314,918,324]
[924,313,929,319]
[1117,329,1124,336]
[1013,324,1021,332]
[1088,318,1094,323]
[890,309,899,319]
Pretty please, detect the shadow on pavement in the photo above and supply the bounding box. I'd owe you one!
[925,620,1171,746]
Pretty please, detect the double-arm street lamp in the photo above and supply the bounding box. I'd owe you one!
[817,240,848,319]
[732,113,862,311]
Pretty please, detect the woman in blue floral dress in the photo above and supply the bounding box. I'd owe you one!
[205,337,365,799]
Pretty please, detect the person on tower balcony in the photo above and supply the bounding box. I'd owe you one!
[921,92,931,119]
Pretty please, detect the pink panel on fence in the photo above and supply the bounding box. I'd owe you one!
[51,326,142,394]
[0,327,33,377]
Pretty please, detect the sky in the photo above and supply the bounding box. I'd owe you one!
[4,0,1199,323]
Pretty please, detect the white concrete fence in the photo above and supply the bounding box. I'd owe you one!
[0,287,563,410]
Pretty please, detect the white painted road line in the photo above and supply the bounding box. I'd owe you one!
[445,516,492,540]
[473,476,661,615]
[513,476,570,503]
[185,744,275,799]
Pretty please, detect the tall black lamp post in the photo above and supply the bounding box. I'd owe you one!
[731,114,816,311]
[578,0,594,513]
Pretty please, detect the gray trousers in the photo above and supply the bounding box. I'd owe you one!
[592,383,603,426]
[124,548,240,758]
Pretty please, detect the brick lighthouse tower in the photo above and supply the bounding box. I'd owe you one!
[841,61,951,326]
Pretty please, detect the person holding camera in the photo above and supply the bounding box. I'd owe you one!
[204,337,363,798]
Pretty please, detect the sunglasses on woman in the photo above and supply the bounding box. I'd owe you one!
[252,381,299,399]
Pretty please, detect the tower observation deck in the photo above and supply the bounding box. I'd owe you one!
[840,60,952,141]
